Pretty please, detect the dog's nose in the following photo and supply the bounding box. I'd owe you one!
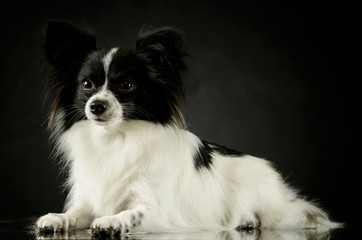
[90,101,107,115]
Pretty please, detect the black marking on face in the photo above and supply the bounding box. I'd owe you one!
[78,49,110,90]
[63,49,109,126]
[109,49,178,124]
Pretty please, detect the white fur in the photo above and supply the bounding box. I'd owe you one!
[37,118,340,233]
[102,48,118,80]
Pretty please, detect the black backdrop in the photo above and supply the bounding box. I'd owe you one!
[0,0,359,228]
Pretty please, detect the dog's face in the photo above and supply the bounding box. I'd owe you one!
[44,21,187,131]
[76,48,150,126]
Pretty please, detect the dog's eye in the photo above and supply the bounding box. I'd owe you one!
[118,80,134,92]
[82,79,94,90]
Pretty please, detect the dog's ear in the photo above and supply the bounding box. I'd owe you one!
[136,27,187,94]
[42,20,96,129]
[43,19,96,68]
[136,27,187,128]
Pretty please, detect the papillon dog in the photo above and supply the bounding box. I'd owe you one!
[36,20,340,236]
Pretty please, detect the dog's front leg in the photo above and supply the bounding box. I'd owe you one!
[37,207,93,232]
[91,205,148,235]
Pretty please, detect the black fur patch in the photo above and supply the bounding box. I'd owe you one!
[193,140,213,170]
[193,140,245,170]
[208,142,245,157]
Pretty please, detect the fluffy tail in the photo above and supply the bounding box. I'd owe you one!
[277,198,342,232]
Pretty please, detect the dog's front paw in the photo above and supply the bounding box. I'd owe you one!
[91,210,143,236]
[37,213,71,233]
[238,218,260,230]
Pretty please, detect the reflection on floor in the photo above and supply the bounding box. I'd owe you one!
[0,218,344,240]
[36,228,334,240]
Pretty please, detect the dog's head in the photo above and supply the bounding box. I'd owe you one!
[44,20,187,132]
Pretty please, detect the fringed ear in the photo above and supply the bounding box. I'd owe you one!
[136,27,187,128]
[42,20,96,128]
[136,27,187,95]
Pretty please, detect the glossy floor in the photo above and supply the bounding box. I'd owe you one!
[0,218,354,240]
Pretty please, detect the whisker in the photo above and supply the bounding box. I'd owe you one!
[59,104,87,124]
[122,103,157,122]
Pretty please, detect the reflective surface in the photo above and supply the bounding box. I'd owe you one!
[36,229,336,240]
[0,218,352,240]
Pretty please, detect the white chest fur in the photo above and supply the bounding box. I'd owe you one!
[59,120,196,218]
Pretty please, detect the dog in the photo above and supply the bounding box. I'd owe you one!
[36,20,340,236]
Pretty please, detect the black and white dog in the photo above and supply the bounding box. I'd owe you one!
[36,20,340,235]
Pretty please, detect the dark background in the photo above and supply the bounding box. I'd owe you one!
[0,0,359,231]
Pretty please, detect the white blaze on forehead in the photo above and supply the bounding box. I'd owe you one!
[102,48,119,89]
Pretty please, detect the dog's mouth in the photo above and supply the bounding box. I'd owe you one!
[91,115,122,126]
[95,117,107,122]
[84,114,109,123]
[92,117,112,125]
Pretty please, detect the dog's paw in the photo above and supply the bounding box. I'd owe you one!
[238,218,260,230]
[36,213,71,233]
[238,228,260,239]
[91,210,143,236]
